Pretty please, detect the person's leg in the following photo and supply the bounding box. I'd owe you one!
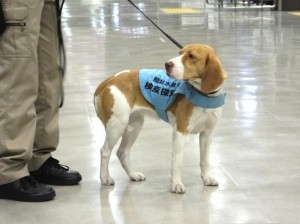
[29,0,82,185]
[0,0,43,185]
[0,0,55,202]
[27,0,61,171]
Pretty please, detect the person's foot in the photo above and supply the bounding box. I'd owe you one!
[0,176,55,202]
[30,157,82,186]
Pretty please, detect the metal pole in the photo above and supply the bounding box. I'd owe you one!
[277,0,282,10]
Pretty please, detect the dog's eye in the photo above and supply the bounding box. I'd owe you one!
[188,53,195,60]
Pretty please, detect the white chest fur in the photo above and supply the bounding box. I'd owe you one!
[187,107,222,134]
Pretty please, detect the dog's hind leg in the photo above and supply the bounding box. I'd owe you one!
[100,121,127,185]
[100,85,131,185]
[116,114,146,182]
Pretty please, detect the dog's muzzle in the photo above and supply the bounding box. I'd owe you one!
[165,61,174,76]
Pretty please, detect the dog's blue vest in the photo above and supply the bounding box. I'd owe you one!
[139,69,226,122]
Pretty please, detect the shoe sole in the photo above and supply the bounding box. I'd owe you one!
[0,190,56,202]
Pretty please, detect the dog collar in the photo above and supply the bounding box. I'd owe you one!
[139,69,226,122]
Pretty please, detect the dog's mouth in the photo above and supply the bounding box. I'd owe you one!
[166,71,173,78]
[166,71,176,79]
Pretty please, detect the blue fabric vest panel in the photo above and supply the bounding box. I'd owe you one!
[139,69,226,122]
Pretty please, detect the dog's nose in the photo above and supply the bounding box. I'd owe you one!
[165,61,174,71]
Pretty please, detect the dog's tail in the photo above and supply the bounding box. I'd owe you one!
[94,78,111,116]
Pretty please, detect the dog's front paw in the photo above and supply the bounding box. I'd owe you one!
[170,183,186,194]
[101,176,115,186]
[130,172,146,182]
[202,175,219,186]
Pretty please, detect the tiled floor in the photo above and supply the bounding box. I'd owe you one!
[1,0,300,223]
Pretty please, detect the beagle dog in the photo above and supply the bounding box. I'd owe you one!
[94,44,227,194]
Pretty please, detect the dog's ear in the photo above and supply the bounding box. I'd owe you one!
[201,54,227,93]
[179,47,186,55]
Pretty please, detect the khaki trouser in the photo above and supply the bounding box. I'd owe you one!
[0,0,62,184]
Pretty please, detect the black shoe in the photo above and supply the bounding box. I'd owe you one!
[30,157,82,186]
[0,176,55,202]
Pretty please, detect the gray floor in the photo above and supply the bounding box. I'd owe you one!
[1,0,300,223]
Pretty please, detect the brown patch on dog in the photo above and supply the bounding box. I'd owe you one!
[94,70,154,126]
[179,44,227,93]
[94,77,115,126]
[201,52,227,93]
[167,96,194,134]
[179,44,209,80]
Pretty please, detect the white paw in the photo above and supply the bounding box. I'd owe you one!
[202,175,219,186]
[170,183,186,194]
[101,176,115,186]
[130,172,146,182]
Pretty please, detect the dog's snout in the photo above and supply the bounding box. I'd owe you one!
[165,61,174,69]
[165,61,174,73]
